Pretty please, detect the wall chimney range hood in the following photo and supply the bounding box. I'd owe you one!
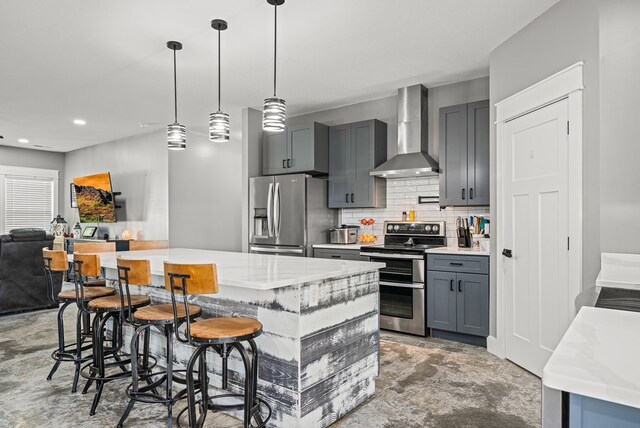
[370,84,440,178]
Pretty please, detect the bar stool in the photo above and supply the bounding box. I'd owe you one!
[73,253,153,416]
[73,241,116,286]
[43,248,115,393]
[117,257,204,428]
[164,262,271,428]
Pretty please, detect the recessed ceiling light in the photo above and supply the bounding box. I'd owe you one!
[73,119,86,125]
[18,138,29,143]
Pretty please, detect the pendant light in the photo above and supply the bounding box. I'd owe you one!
[263,0,286,132]
[209,19,230,143]
[167,41,186,150]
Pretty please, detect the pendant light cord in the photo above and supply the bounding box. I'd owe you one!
[173,49,178,123]
[273,2,277,97]
[218,28,222,111]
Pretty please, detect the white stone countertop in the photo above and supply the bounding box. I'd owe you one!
[595,252,640,291]
[424,246,490,256]
[312,244,366,250]
[542,306,640,409]
[84,248,383,291]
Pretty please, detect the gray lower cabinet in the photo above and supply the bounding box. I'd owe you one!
[427,254,489,338]
[328,119,387,208]
[263,122,329,175]
[314,248,367,261]
[439,100,489,207]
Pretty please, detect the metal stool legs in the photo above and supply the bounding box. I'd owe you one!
[46,300,93,393]
[181,340,269,428]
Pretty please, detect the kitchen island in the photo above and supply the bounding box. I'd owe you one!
[96,248,383,427]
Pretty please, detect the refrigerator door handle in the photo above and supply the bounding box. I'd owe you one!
[274,182,281,238]
[267,182,274,237]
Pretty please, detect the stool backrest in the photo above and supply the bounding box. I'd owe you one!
[42,248,68,272]
[73,253,101,278]
[129,240,169,251]
[163,262,218,295]
[74,242,116,254]
[116,257,152,286]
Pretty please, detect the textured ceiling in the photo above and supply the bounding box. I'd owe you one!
[0,0,559,152]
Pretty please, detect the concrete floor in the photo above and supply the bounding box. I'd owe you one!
[0,309,540,428]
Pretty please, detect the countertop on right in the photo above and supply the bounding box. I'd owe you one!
[542,306,640,410]
[425,246,490,256]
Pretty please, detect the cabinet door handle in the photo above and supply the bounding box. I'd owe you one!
[449,262,463,266]
[461,188,466,200]
[351,193,355,203]
[470,188,474,199]
[331,255,341,259]
[345,193,349,203]
[458,280,462,292]
[287,158,291,168]
[450,279,453,291]
[282,159,286,169]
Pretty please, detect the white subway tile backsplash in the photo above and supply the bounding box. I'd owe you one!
[339,176,491,247]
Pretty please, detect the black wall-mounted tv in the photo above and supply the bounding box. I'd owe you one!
[73,172,117,223]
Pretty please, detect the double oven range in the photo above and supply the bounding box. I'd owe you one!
[360,221,446,336]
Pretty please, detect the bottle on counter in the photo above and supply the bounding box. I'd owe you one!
[402,211,407,221]
[409,209,416,222]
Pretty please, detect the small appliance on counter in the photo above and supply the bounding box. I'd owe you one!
[329,225,360,244]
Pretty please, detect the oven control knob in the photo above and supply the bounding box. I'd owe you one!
[394,225,400,231]
[425,225,432,232]
[387,225,393,232]
[432,225,439,234]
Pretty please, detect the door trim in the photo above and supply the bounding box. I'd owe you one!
[490,62,583,360]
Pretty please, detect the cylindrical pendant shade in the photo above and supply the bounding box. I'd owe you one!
[262,97,286,132]
[209,111,230,143]
[167,122,186,150]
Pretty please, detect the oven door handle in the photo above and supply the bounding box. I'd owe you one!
[379,280,424,289]
[363,253,424,260]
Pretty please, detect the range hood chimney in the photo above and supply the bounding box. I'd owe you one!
[370,84,440,178]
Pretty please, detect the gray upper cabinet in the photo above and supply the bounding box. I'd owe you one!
[439,100,489,207]
[262,122,329,176]
[328,119,387,209]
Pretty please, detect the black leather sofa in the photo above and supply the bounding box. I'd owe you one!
[0,228,62,315]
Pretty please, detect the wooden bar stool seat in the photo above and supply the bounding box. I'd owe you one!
[88,294,151,310]
[189,318,263,342]
[133,303,202,324]
[163,262,271,428]
[58,287,115,301]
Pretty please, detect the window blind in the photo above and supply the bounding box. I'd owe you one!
[4,176,54,232]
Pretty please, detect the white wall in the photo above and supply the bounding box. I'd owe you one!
[599,0,640,253]
[489,0,600,337]
[169,127,242,251]
[241,108,263,252]
[0,146,65,214]
[64,130,168,240]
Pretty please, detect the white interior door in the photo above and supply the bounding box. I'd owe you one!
[502,98,570,377]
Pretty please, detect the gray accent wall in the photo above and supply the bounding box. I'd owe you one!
[64,130,168,240]
[599,0,640,253]
[242,107,264,252]
[489,0,600,337]
[169,127,242,251]
[0,146,65,213]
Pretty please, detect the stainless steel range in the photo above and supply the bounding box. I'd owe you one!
[360,221,446,336]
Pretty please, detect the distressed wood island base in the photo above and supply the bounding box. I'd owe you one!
[96,248,382,427]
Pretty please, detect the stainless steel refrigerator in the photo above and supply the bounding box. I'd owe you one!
[249,174,336,257]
